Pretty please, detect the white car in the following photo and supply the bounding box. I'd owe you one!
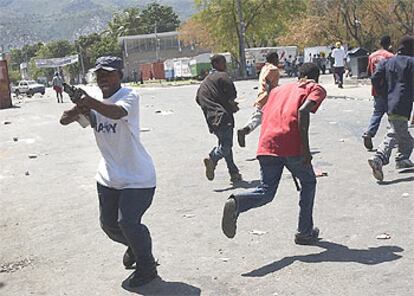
[14,80,46,97]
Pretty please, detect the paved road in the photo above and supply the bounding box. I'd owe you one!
[1,76,413,296]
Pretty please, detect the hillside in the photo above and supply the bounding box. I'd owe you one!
[0,0,195,50]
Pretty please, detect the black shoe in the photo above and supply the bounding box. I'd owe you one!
[294,227,320,245]
[338,84,343,89]
[123,247,135,269]
[362,133,373,150]
[203,157,216,181]
[128,264,158,288]
[221,197,239,238]
[237,128,249,148]
[230,172,242,183]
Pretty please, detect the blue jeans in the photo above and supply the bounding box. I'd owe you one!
[233,156,317,235]
[366,96,387,137]
[210,126,239,174]
[375,119,414,165]
[97,183,155,268]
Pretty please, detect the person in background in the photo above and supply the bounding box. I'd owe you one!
[362,36,394,150]
[237,52,280,147]
[331,42,346,88]
[368,36,414,181]
[52,72,64,103]
[196,54,242,184]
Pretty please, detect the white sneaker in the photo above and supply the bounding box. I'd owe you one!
[396,159,414,169]
[368,158,384,181]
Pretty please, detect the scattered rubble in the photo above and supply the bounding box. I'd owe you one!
[376,233,391,240]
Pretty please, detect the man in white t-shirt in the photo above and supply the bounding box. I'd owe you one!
[331,42,346,88]
[59,56,158,288]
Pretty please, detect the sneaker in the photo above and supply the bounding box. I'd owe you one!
[230,172,242,183]
[221,197,239,238]
[396,159,414,169]
[294,227,320,245]
[338,84,343,89]
[368,157,384,181]
[203,157,216,181]
[128,264,158,288]
[123,247,135,269]
[362,133,373,150]
[237,127,249,148]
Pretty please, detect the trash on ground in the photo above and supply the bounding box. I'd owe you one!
[183,214,196,219]
[140,128,151,132]
[3,121,11,125]
[249,230,267,236]
[28,154,38,159]
[402,193,410,198]
[376,233,391,240]
[339,139,345,142]
[25,171,30,176]
[219,257,230,262]
[314,168,328,177]
[12,137,18,142]
[329,121,337,125]
[155,110,174,116]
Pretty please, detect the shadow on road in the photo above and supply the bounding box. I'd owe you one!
[242,240,403,278]
[0,282,5,289]
[214,180,260,193]
[379,176,414,185]
[398,168,414,174]
[122,277,201,295]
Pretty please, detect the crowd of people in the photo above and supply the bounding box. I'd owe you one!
[57,34,413,289]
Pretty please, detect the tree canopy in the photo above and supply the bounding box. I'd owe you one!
[180,0,414,54]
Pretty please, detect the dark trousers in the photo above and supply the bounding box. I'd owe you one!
[97,183,155,268]
[234,156,317,235]
[209,125,239,175]
[334,67,345,85]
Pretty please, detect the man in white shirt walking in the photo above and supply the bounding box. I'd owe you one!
[331,42,346,88]
[59,56,158,288]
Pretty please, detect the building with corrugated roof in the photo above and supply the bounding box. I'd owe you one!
[119,31,210,79]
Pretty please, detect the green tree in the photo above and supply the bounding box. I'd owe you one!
[106,7,142,37]
[105,2,180,37]
[182,0,306,59]
[10,43,44,71]
[139,2,181,33]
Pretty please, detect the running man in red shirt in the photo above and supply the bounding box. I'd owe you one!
[221,63,326,245]
[362,36,394,150]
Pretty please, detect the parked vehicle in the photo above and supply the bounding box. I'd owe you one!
[14,80,45,97]
[245,46,298,74]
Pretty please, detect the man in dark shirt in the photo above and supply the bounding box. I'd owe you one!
[368,35,414,181]
[196,55,242,183]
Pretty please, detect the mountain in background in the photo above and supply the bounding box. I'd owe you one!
[0,0,195,50]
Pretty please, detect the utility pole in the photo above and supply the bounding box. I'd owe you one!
[78,45,85,84]
[236,0,247,78]
[154,22,159,61]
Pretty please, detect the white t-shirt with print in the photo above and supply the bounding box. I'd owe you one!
[332,48,346,67]
[90,87,156,189]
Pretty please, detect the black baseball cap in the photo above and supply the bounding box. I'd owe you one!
[92,56,123,72]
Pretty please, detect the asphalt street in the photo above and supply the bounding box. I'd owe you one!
[0,75,413,296]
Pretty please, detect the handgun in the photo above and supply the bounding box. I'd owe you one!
[63,83,85,104]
